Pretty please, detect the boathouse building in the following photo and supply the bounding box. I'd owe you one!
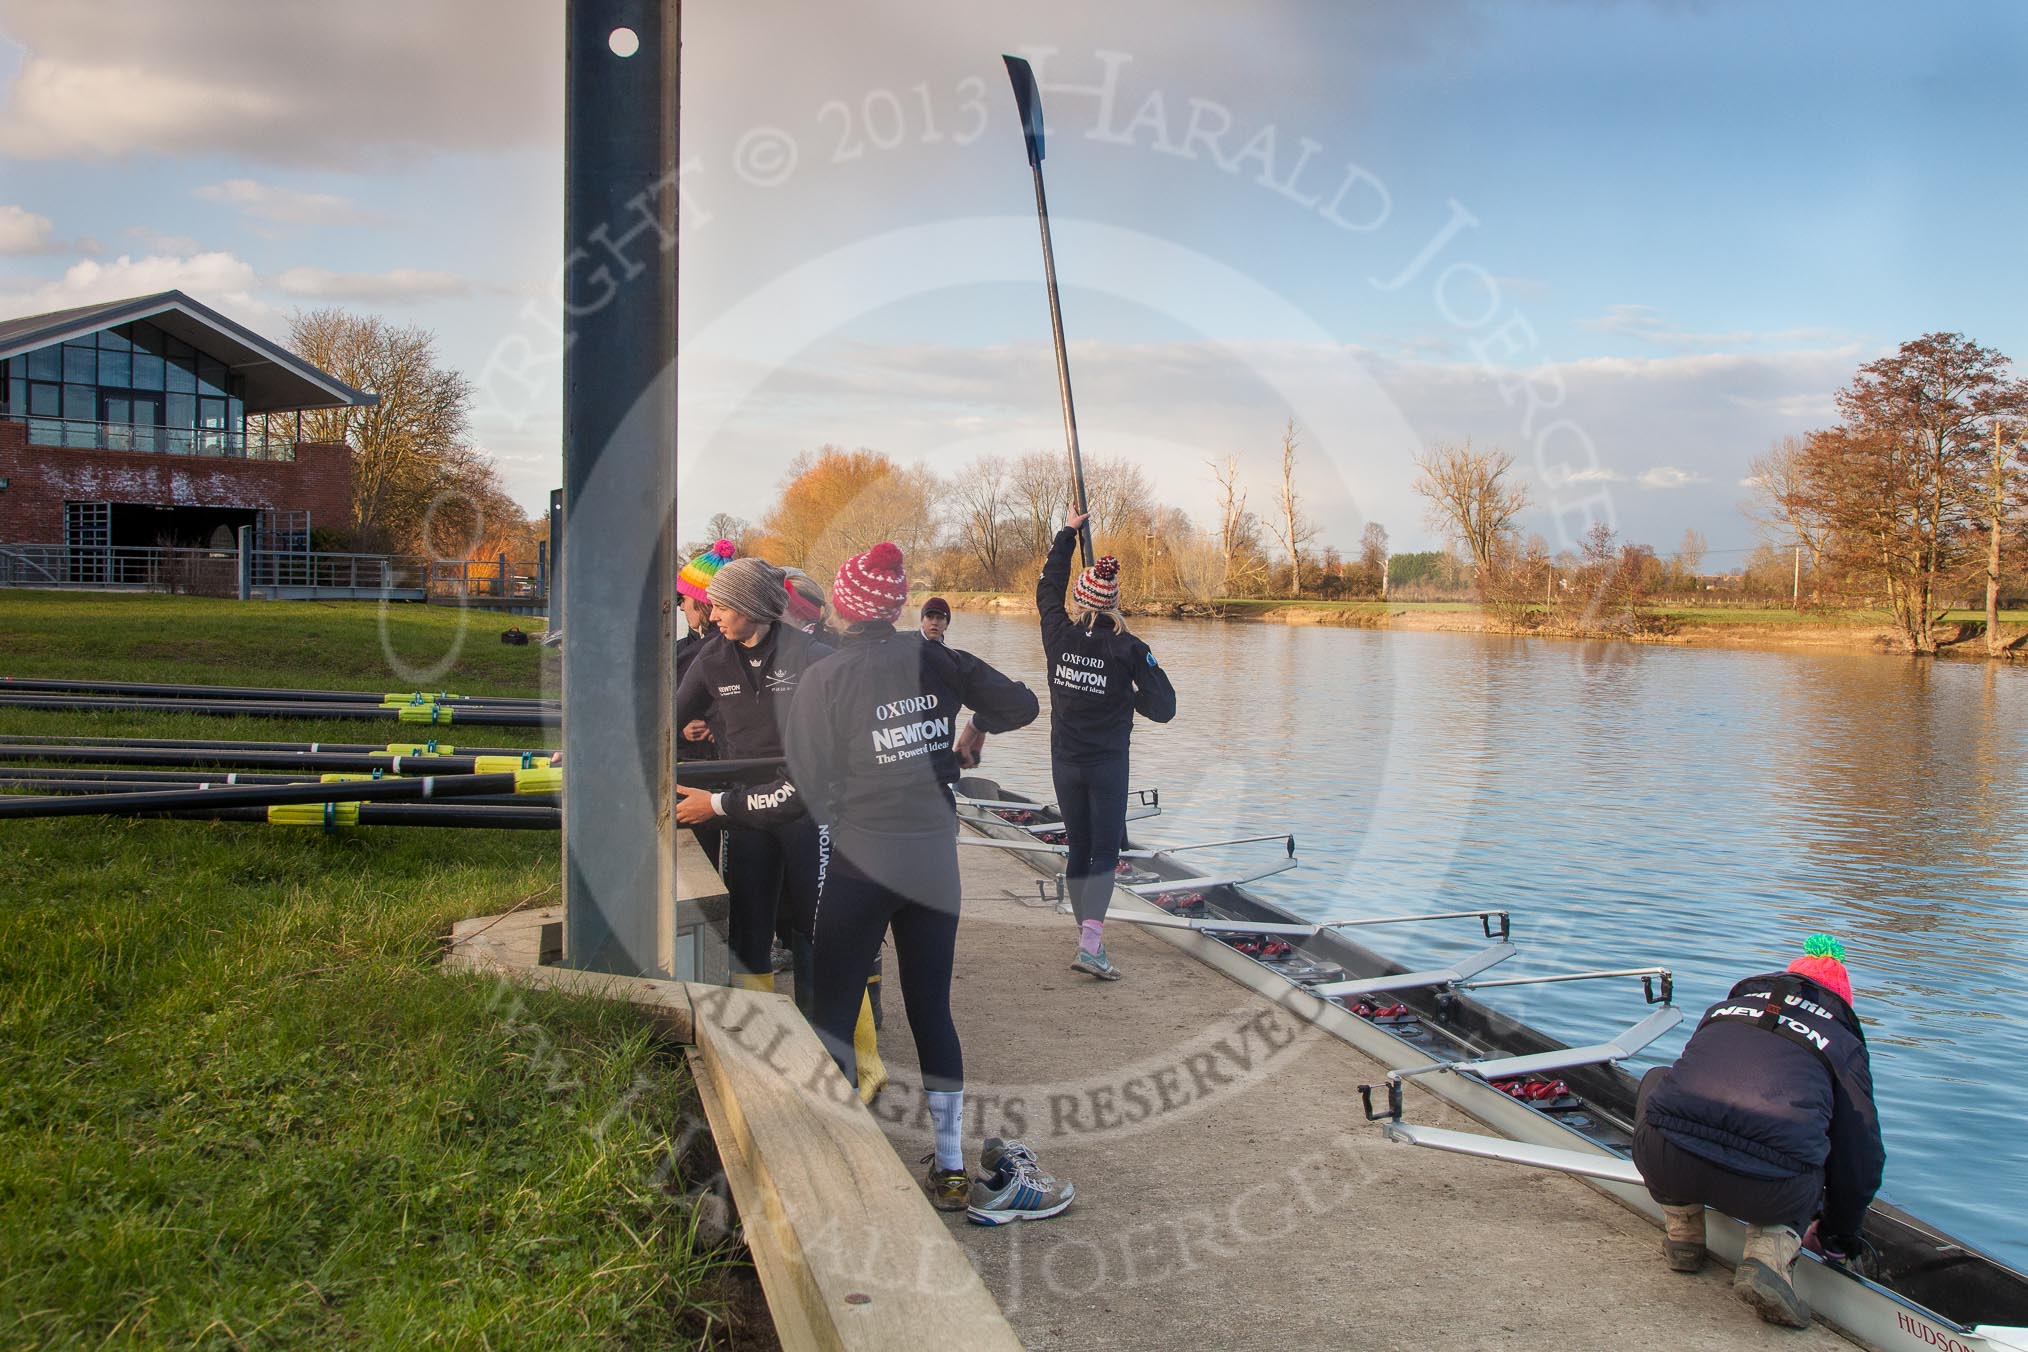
[0,291,372,557]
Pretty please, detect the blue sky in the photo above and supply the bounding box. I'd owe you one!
[2,0,2021,561]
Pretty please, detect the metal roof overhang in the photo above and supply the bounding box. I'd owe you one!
[0,290,377,415]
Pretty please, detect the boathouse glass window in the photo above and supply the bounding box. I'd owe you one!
[5,321,252,455]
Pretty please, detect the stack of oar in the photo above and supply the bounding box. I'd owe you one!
[0,678,561,831]
[0,676,560,729]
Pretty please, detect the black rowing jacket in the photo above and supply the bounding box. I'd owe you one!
[782,623,1038,835]
[1643,971,1885,1239]
[674,621,833,810]
[1036,527,1177,764]
[676,622,721,761]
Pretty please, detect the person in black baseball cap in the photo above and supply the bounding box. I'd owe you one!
[919,595,952,644]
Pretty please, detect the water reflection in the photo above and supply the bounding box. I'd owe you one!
[948,611,2028,1266]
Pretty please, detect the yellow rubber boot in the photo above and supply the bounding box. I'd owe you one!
[731,972,774,993]
[854,984,888,1104]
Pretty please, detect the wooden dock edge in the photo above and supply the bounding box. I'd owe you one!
[445,907,1023,1352]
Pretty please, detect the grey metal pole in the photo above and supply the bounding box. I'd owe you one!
[236,525,252,601]
[562,0,680,977]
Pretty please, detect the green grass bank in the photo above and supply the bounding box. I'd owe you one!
[0,595,753,1349]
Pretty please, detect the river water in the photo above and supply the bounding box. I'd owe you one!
[943,609,2028,1270]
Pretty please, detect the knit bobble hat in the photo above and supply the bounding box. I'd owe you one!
[1788,933,1854,1007]
[1073,555,1121,611]
[782,567,826,625]
[707,557,788,622]
[831,542,909,624]
[678,539,736,604]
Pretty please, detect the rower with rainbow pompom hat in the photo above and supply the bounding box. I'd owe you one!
[678,539,737,605]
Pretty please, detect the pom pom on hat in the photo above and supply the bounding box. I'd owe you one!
[678,539,736,604]
[1073,554,1122,611]
[832,542,909,624]
[1788,932,1854,1007]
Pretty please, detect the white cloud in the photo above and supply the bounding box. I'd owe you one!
[194,178,382,227]
[274,266,469,301]
[0,251,270,327]
[1579,303,1846,351]
[124,225,203,255]
[0,203,56,253]
[1638,466,1707,489]
[0,1,558,166]
[1559,466,1624,484]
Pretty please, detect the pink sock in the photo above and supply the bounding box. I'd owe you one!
[1080,920,1104,955]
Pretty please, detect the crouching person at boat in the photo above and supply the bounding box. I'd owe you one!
[784,543,1062,1218]
[1036,509,1178,981]
[1632,934,1884,1330]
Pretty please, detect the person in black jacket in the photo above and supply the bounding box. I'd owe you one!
[673,557,832,1010]
[1632,934,1885,1329]
[1037,508,1177,981]
[676,542,731,867]
[783,541,1042,1211]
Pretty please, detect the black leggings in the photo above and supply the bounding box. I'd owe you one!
[1052,756,1131,925]
[812,823,963,1093]
[1632,1066,1823,1231]
[718,816,820,979]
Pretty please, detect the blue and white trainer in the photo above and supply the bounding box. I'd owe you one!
[968,1138,1074,1225]
[1071,944,1122,980]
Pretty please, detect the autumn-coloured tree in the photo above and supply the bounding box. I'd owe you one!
[1807,333,2017,652]
[756,446,941,583]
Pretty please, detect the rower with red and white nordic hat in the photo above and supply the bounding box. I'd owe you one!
[783,542,1066,1220]
[1036,509,1177,981]
[1632,933,1885,1330]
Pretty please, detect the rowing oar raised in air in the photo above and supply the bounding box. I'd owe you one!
[0,676,554,707]
[1003,53,1094,568]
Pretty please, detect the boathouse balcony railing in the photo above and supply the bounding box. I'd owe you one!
[5,413,299,461]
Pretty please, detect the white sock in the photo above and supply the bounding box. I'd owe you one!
[926,1089,965,1171]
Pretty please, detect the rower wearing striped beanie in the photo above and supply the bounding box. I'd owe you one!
[678,539,737,604]
[831,541,909,624]
[1072,555,1121,614]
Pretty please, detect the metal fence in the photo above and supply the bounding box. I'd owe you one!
[6,415,298,461]
[427,557,547,601]
[0,544,427,596]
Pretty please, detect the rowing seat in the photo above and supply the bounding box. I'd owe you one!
[1308,941,1517,998]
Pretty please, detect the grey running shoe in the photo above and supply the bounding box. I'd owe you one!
[967,1144,1074,1226]
[1071,944,1122,980]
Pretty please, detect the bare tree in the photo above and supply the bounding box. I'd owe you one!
[1981,417,2028,654]
[704,512,750,544]
[1008,451,1071,562]
[1200,454,1265,595]
[1411,439,1529,583]
[1358,521,1389,596]
[1265,420,1318,597]
[1744,435,1830,598]
[291,308,488,551]
[951,454,1016,589]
